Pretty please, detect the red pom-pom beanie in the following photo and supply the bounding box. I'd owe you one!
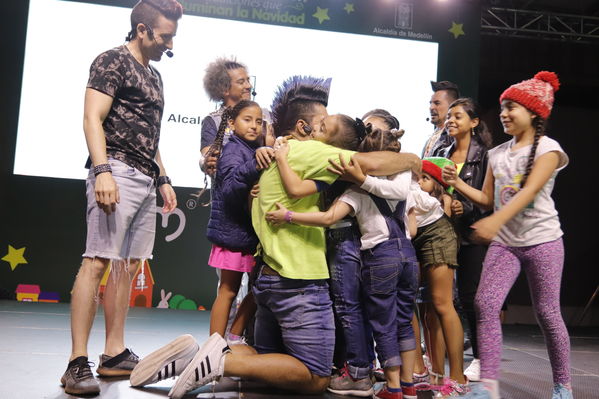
[499,71,560,119]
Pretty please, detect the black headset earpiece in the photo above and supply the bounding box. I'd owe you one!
[303,124,313,134]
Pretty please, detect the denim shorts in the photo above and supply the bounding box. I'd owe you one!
[83,159,156,260]
[252,269,335,377]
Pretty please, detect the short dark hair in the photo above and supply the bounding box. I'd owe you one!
[431,80,460,102]
[203,57,247,103]
[127,0,183,41]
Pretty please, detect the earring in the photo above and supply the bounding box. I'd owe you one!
[471,128,476,136]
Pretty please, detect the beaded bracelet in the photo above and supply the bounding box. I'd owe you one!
[157,175,172,186]
[284,211,293,223]
[92,163,112,176]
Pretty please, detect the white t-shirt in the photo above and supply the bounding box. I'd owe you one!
[407,180,445,228]
[339,171,411,250]
[488,136,568,247]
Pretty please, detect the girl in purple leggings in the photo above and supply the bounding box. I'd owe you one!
[442,71,572,399]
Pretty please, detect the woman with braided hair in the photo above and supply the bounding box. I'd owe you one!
[442,71,572,399]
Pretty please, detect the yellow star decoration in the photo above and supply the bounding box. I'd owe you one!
[449,22,465,39]
[344,3,355,14]
[313,7,330,24]
[2,245,28,271]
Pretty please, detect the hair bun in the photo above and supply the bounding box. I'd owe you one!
[534,71,560,93]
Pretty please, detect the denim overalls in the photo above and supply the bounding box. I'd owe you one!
[361,195,419,368]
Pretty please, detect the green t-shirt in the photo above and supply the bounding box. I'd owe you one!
[252,140,356,279]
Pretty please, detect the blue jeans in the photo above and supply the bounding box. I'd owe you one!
[252,270,335,377]
[327,225,373,379]
[361,237,418,368]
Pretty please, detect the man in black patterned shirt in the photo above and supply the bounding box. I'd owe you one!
[61,0,182,395]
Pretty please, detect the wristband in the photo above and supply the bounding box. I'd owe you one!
[284,211,293,223]
[93,163,112,176]
[157,175,172,186]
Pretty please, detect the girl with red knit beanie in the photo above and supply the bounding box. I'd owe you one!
[442,71,572,399]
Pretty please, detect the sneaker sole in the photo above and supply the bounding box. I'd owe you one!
[130,334,199,387]
[97,366,134,377]
[168,334,223,399]
[326,387,374,397]
[60,376,101,395]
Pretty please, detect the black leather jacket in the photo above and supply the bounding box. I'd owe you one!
[431,135,491,243]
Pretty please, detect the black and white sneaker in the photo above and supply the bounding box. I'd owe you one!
[130,334,199,387]
[97,348,139,377]
[168,333,230,399]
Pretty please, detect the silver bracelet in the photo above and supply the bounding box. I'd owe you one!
[93,163,112,176]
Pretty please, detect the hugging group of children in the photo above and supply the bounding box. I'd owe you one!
[131,71,572,399]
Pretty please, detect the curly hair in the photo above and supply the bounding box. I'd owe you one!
[203,57,247,103]
[126,0,183,41]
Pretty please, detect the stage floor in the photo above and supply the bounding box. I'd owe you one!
[1,300,597,399]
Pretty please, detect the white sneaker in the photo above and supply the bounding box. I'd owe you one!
[168,333,230,399]
[464,358,481,382]
[130,334,199,387]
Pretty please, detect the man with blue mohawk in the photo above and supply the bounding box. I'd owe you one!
[130,75,421,398]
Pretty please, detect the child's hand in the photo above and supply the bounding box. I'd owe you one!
[442,164,459,186]
[273,136,287,150]
[256,147,274,170]
[451,199,464,216]
[265,202,289,226]
[470,215,500,244]
[250,184,260,198]
[327,154,366,185]
[204,150,220,177]
[274,138,289,161]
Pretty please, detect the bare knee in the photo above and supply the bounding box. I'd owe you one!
[80,257,110,281]
[217,284,240,302]
[431,294,454,317]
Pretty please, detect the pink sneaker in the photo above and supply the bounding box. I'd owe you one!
[432,377,470,397]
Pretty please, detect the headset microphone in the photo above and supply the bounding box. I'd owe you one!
[426,117,430,121]
[251,90,257,96]
[145,24,173,58]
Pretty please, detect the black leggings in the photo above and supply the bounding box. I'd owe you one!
[456,244,487,359]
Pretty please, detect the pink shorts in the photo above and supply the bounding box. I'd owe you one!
[208,245,255,273]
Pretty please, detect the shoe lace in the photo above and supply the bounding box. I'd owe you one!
[337,364,351,378]
[74,361,95,379]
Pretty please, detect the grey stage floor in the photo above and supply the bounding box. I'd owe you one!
[0,300,597,399]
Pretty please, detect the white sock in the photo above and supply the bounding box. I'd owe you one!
[481,378,500,399]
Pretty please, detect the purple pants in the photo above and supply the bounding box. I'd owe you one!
[475,238,571,384]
